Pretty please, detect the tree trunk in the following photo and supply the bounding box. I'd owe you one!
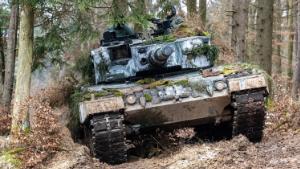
[254,0,274,75]
[187,0,197,17]
[231,0,250,62]
[112,0,128,25]
[273,0,282,74]
[292,0,300,100]
[199,0,207,25]
[11,3,34,135]
[0,29,4,98]
[287,0,294,78]
[247,0,258,62]
[2,1,19,109]
[134,0,145,32]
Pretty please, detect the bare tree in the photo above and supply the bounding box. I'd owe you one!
[247,0,258,61]
[2,1,19,109]
[292,0,300,100]
[287,0,294,78]
[254,0,274,74]
[0,30,4,97]
[11,2,34,135]
[231,0,250,62]
[187,0,197,17]
[199,0,207,25]
[273,0,282,74]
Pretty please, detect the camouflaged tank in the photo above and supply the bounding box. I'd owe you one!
[77,9,269,164]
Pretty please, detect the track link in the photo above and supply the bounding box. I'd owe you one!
[86,113,127,164]
[232,89,267,142]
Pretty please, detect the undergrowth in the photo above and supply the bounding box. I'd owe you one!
[266,75,300,135]
[9,82,74,168]
[0,107,11,135]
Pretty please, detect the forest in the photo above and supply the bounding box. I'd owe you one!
[0,0,299,168]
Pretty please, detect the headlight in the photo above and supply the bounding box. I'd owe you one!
[126,94,136,105]
[214,81,227,91]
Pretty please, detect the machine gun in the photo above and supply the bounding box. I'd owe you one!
[150,6,183,36]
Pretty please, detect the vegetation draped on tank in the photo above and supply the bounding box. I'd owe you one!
[188,44,219,63]
[143,35,177,45]
[73,53,94,84]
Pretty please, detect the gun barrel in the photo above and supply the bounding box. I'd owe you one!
[149,46,174,66]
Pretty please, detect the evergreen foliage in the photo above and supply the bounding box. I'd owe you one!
[0,6,9,30]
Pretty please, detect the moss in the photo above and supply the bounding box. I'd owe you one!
[143,35,176,45]
[141,79,190,89]
[76,89,124,101]
[148,80,171,89]
[265,97,273,110]
[68,88,124,139]
[222,63,272,81]
[1,148,24,168]
[188,44,219,63]
[136,78,156,85]
[23,127,31,135]
[68,89,86,138]
[103,89,124,97]
[83,91,109,99]
[173,80,189,87]
[144,93,153,102]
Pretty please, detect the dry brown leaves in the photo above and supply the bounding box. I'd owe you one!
[0,106,11,135]
[266,75,300,136]
[12,82,74,168]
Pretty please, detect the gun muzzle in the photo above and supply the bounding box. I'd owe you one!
[149,46,174,66]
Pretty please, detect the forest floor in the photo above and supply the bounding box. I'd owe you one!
[43,110,300,169]
[112,130,300,169]
[1,77,299,169]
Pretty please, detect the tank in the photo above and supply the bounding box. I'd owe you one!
[77,8,268,164]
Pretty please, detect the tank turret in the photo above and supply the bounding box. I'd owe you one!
[90,6,216,84]
[91,36,215,84]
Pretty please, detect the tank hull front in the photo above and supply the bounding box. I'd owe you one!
[124,90,231,128]
[79,71,268,131]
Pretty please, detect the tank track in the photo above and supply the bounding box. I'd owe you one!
[86,113,127,164]
[232,89,267,142]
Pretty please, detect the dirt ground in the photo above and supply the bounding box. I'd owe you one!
[42,112,300,169]
[112,131,299,169]
[42,127,299,169]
